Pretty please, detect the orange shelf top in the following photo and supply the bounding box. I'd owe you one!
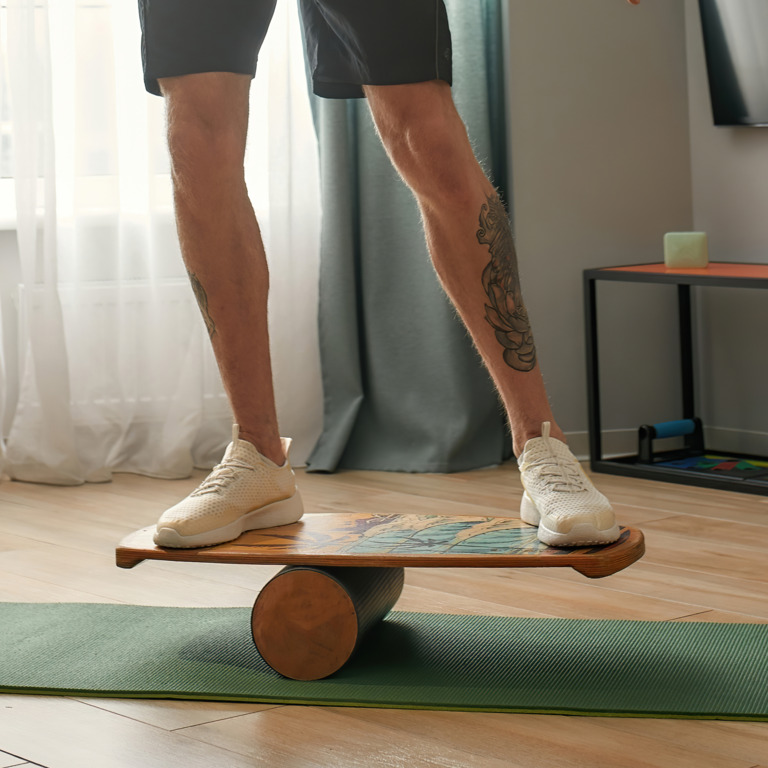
[601,262,768,280]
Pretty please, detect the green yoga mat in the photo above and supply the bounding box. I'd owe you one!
[1,603,766,720]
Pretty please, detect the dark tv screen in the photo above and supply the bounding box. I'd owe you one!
[699,0,768,126]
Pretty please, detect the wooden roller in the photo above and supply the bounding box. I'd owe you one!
[251,565,404,681]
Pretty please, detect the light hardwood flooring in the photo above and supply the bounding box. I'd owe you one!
[1,463,767,768]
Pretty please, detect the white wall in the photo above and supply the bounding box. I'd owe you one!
[685,0,768,455]
[505,0,694,455]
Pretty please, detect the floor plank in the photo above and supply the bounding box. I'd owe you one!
[0,533,267,607]
[640,514,768,550]
[533,561,768,618]
[312,708,761,768]
[75,697,280,731]
[0,696,269,768]
[596,719,768,765]
[672,610,768,624]
[406,567,702,620]
[178,706,522,768]
[585,472,768,527]
[0,751,38,768]
[638,537,767,586]
[395,583,548,617]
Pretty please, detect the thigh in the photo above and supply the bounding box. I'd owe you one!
[299,0,452,99]
[139,0,278,97]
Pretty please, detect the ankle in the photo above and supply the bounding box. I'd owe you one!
[512,422,567,457]
[237,430,286,466]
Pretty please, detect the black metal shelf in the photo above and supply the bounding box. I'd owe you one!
[583,262,768,496]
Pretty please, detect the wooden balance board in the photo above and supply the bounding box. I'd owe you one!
[117,512,644,681]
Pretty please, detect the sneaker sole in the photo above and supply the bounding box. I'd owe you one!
[520,492,621,548]
[153,491,305,549]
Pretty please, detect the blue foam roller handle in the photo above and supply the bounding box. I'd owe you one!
[652,419,696,439]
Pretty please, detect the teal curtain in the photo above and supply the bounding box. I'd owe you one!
[306,0,512,473]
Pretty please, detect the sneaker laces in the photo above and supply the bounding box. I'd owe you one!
[191,458,254,497]
[530,454,589,493]
[523,422,590,493]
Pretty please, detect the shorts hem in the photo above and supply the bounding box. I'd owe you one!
[312,73,453,100]
[144,68,257,97]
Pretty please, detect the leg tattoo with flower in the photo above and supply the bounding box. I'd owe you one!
[476,192,536,373]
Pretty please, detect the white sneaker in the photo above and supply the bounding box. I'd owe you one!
[153,424,304,548]
[517,422,620,547]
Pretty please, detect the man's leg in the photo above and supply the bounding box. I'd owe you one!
[152,72,303,548]
[161,72,283,466]
[364,81,560,457]
[364,81,619,546]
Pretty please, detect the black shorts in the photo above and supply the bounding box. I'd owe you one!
[138,0,453,99]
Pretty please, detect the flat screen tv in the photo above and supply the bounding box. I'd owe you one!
[699,0,768,126]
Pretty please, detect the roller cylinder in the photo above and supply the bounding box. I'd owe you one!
[251,565,404,681]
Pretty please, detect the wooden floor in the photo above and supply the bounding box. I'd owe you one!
[1,462,767,768]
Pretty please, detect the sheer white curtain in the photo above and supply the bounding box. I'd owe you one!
[1,0,322,485]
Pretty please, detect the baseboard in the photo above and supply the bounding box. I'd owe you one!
[704,427,768,458]
[567,427,768,463]
[566,429,637,463]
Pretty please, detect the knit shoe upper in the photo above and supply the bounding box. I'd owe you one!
[153,424,303,548]
[518,422,620,547]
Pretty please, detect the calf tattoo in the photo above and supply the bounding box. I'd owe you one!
[476,192,536,372]
[187,269,217,338]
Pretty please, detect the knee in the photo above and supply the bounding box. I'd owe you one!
[167,121,245,197]
[373,97,478,208]
[161,74,249,196]
[383,112,453,162]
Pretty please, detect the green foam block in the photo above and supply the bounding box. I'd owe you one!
[664,232,709,268]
